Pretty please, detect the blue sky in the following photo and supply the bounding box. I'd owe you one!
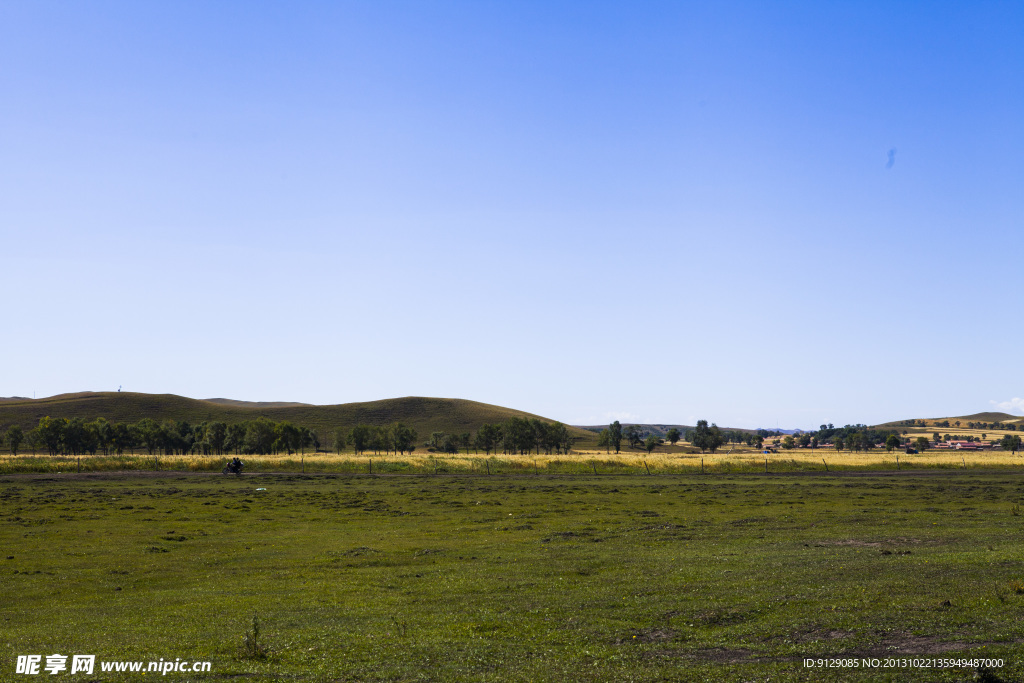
[2,1,1022,428]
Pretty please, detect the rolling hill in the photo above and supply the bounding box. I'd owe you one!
[0,392,597,446]
[874,412,1023,428]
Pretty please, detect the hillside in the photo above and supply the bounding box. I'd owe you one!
[874,411,1023,428]
[0,392,597,446]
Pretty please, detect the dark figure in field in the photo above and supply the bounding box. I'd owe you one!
[223,458,244,475]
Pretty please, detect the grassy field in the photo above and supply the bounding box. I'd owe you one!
[3,470,1023,681]
[1,447,1021,476]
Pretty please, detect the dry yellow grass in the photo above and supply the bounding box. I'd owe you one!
[2,445,1020,474]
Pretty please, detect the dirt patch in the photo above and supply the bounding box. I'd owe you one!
[852,631,983,656]
[615,628,676,645]
[816,537,924,548]
[647,647,757,663]
[780,627,856,644]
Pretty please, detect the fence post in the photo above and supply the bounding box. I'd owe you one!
[765,458,768,474]
[896,454,900,471]
[486,460,490,475]
[822,458,828,472]
[302,456,304,473]
[701,458,704,475]
[592,461,597,475]
[644,460,651,475]
[369,459,372,474]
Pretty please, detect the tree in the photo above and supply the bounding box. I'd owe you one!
[349,424,373,455]
[392,423,417,455]
[691,420,725,454]
[6,425,23,455]
[914,436,930,452]
[37,416,66,455]
[885,434,901,452]
[644,435,659,455]
[706,424,724,453]
[691,420,710,453]
[1001,434,1022,455]
[502,418,534,455]
[609,421,623,454]
[624,425,643,449]
[753,435,764,450]
[244,418,276,455]
[834,436,845,453]
[333,428,347,454]
[205,422,227,455]
[781,436,795,450]
[597,429,611,454]
[474,423,501,455]
[276,421,302,455]
[666,427,681,445]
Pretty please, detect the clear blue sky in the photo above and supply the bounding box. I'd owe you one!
[3,1,1022,428]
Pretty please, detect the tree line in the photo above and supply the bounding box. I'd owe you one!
[0,416,321,456]
[335,418,576,457]
[1,415,578,458]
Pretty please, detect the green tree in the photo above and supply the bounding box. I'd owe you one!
[244,418,276,455]
[691,420,725,454]
[597,429,611,454]
[276,421,302,455]
[885,434,901,452]
[6,425,24,455]
[392,423,418,455]
[691,420,711,453]
[666,427,681,445]
[781,435,795,450]
[333,428,347,454]
[1001,434,1022,455]
[349,424,373,454]
[914,436,930,452]
[91,418,112,455]
[644,435,659,455]
[37,416,66,455]
[502,418,534,455]
[624,425,643,449]
[609,421,623,454]
[474,423,501,455]
[205,422,227,455]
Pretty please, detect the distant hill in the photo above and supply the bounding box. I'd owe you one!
[204,398,312,409]
[874,412,1023,428]
[574,423,761,438]
[0,392,596,446]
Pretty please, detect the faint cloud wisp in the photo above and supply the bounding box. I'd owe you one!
[990,398,1024,416]
[886,148,897,169]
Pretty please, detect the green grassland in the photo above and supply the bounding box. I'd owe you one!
[3,471,1024,681]
[0,392,597,448]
